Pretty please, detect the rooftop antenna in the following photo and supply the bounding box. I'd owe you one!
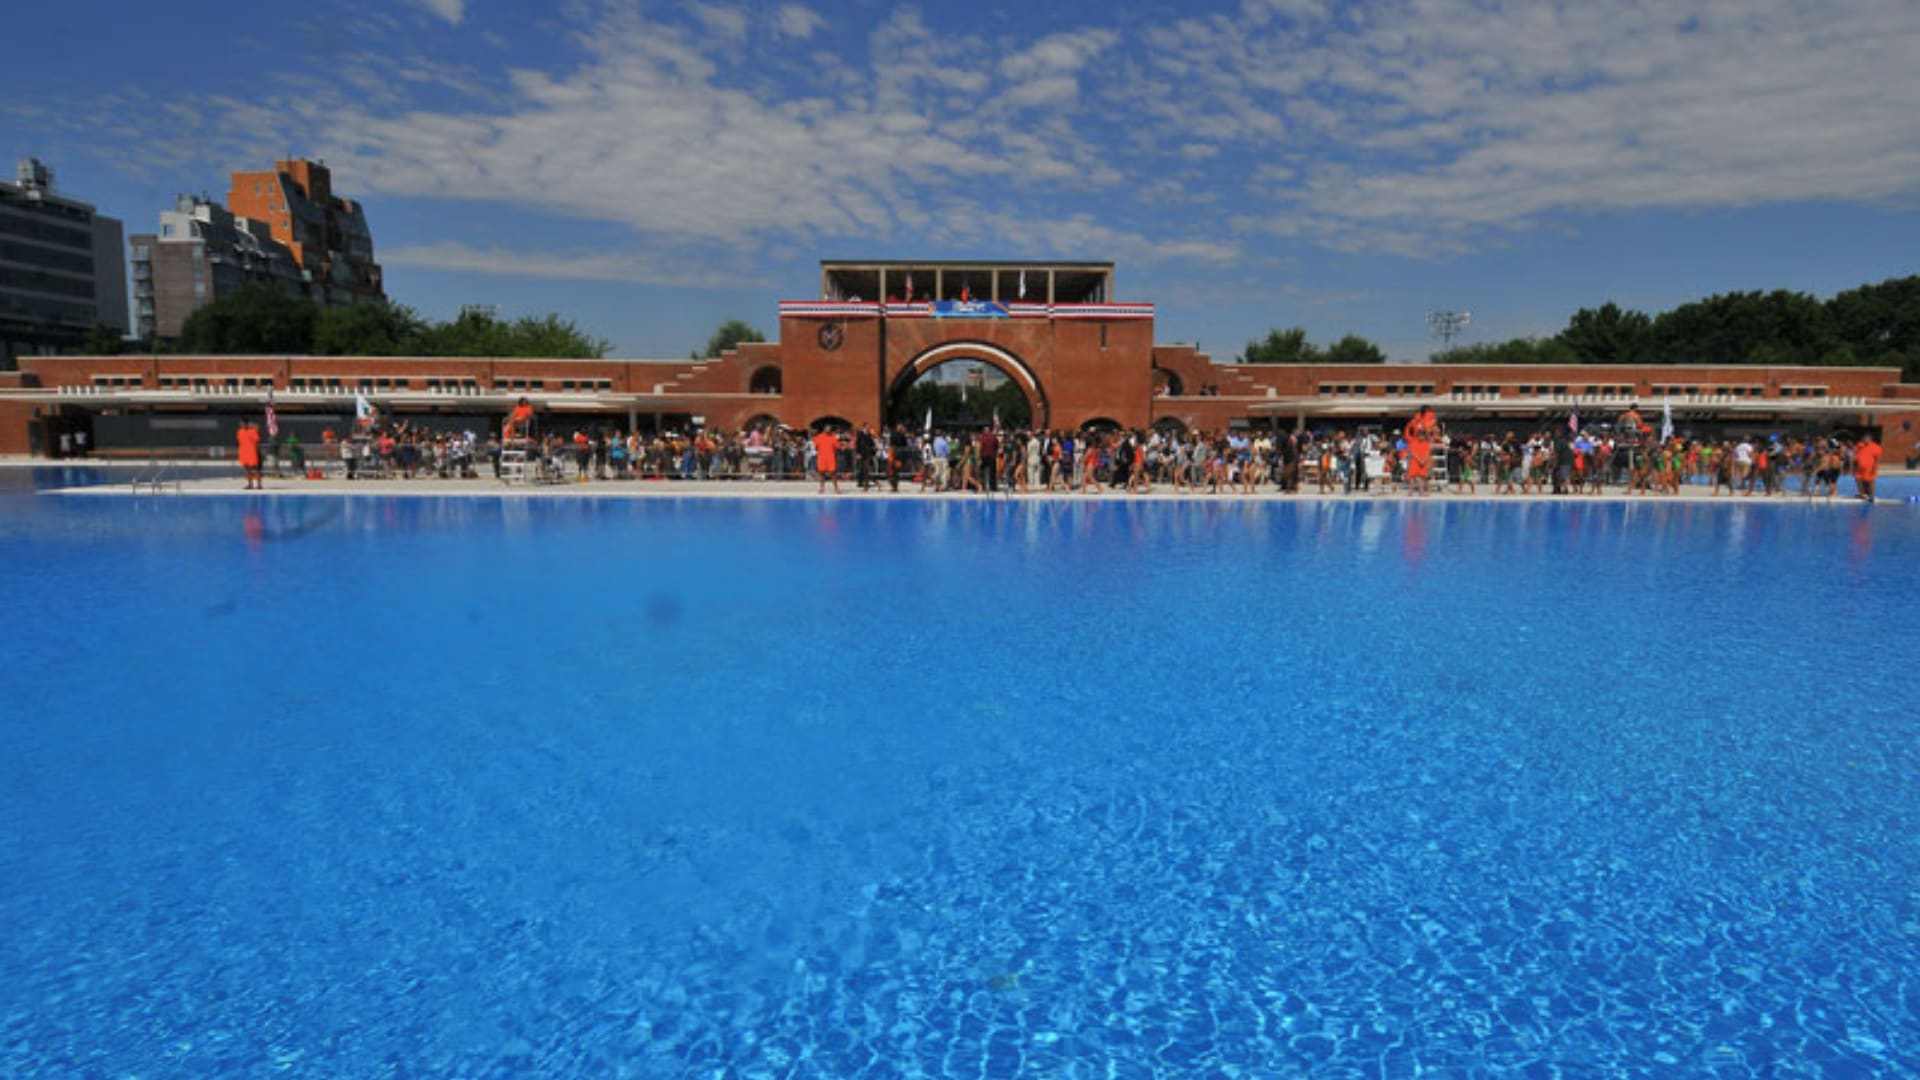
[1426,309,1470,348]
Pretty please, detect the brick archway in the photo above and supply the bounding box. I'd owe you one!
[889,341,1049,428]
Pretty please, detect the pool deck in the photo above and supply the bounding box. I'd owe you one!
[42,471,1913,505]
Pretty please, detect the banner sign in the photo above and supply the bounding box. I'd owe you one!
[932,300,1008,319]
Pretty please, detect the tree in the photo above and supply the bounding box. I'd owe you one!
[79,322,124,355]
[505,314,610,359]
[1557,302,1651,364]
[314,301,430,356]
[703,319,765,359]
[176,286,317,354]
[427,309,608,358]
[894,369,1031,429]
[1423,273,1920,380]
[1826,275,1920,371]
[1241,327,1320,364]
[1432,338,1578,365]
[1323,333,1387,365]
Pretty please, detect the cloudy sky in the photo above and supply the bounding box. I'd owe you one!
[7,0,1918,359]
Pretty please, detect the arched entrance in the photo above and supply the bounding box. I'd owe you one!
[888,342,1048,429]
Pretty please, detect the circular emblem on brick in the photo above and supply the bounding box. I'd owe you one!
[818,322,844,352]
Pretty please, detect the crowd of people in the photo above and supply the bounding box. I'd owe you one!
[245,401,1897,504]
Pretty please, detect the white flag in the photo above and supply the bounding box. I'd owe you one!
[924,407,933,434]
[355,392,372,421]
[1018,269,1027,299]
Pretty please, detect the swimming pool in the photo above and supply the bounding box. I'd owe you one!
[3,486,1917,1076]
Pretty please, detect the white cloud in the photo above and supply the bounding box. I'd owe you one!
[48,0,1920,275]
[1140,0,1920,255]
[773,4,824,39]
[382,241,763,288]
[688,2,749,42]
[405,0,465,25]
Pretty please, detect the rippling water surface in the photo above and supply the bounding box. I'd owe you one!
[2,487,1917,1077]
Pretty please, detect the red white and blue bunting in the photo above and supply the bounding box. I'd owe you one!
[781,301,1154,320]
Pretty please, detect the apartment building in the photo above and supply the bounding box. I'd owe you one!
[0,158,128,368]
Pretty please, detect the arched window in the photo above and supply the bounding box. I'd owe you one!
[749,366,783,394]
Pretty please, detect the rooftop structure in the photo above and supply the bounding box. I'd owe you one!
[0,158,128,368]
[819,259,1113,304]
[226,159,382,307]
[130,196,306,340]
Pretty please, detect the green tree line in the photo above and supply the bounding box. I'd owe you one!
[1435,275,1920,381]
[128,286,610,358]
[1239,327,1387,364]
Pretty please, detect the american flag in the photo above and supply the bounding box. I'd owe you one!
[265,388,278,438]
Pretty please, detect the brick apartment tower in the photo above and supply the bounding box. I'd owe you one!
[226,159,384,307]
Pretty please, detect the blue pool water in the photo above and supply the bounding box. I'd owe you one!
[3,484,1918,1077]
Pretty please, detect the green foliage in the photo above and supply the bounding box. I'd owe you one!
[1457,275,1920,379]
[703,319,766,359]
[427,309,608,358]
[1558,302,1652,364]
[1323,333,1387,365]
[314,301,430,356]
[894,368,1032,428]
[1241,327,1387,364]
[163,289,609,358]
[78,322,125,356]
[1432,338,1577,365]
[176,286,317,354]
[1644,288,1829,364]
[1241,327,1319,364]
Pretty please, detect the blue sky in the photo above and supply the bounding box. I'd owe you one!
[6,0,1918,360]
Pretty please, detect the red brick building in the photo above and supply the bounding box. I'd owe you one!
[3,259,1917,456]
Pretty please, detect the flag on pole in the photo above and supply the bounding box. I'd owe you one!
[265,387,278,438]
[1018,269,1027,299]
[904,274,914,303]
[992,407,1000,429]
[1660,400,1674,442]
[924,407,933,435]
[961,280,970,303]
[355,392,372,422]
[1568,410,1579,435]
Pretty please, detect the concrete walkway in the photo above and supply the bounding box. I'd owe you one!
[47,472,1910,506]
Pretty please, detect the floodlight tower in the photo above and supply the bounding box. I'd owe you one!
[1426,309,1471,348]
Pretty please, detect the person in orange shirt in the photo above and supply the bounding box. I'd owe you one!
[1403,408,1435,496]
[236,420,263,490]
[1853,432,1883,504]
[503,397,534,440]
[812,426,841,494]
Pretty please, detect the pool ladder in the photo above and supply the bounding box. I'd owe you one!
[131,458,182,495]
